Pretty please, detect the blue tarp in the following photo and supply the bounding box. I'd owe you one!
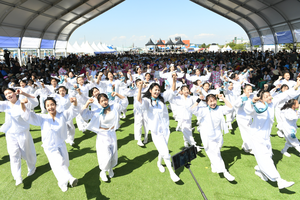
[41,39,56,49]
[251,37,261,45]
[276,31,293,44]
[0,36,20,48]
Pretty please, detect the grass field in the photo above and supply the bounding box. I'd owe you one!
[0,99,300,200]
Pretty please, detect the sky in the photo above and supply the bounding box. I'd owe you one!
[69,0,248,48]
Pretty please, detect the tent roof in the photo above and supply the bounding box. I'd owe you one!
[175,38,185,45]
[156,39,165,45]
[0,0,124,44]
[145,38,155,46]
[1,0,300,49]
[165,38,175,45]
[191,0,300,46]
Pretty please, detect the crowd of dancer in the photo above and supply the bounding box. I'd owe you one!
[0,50,300,192]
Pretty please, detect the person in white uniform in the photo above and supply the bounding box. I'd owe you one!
[136,74,180,182]
[191,94,235,182]
[0,88,38,186]
[233,84,254,153]
[170,85,201,151]
[244,81,300,189]
[278,99,300,157]
[80,92,128,182]
[20,96,80,192]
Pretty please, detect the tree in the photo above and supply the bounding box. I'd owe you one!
[232,43,246,50]
[201,43,206,48]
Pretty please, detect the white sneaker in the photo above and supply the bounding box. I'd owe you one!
[255,170,268,181]
[170,172,180,182]
[228,123,232,130]
[27,167,36,176]
[137,140,144,147]
[108,169,114,178]
[69,177,78,187]
[223,171,235,181]
[15,178,22,186]
[195,145,201,152]
[143,136,148,144]
[157,163,165,173]
[277,130,284,138]
[277,178,294,189]
[175,124,180,132]
[281,150,291,157]
[100,171,108,182]
[184,142,189,148]
[59,183,68,192]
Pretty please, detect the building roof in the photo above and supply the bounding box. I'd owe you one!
[165,38,175,45]
[145,38,155,46]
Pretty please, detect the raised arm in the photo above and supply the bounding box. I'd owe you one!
[137,80,143,104]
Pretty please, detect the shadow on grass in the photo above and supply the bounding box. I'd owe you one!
[119,115,134,129]
[0,155,9,165]
[72,131,96,149]
[221,146,242,170]
[0,133,5,138]
[78,166,110,200]
[23,162,51,189]
[114,150,157,177]
[272,149,283,167]
[69,147,96,161]
[230,121,238,135]
[117,133,134,149]
[33,137,41,143]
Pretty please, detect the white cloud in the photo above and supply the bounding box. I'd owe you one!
[194,33,215,39]
[139,35,146,40]
[111,37,118,41]
[168,33,188,39]
[119,36,126,39]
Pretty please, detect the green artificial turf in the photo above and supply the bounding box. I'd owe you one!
[0,99,300,200]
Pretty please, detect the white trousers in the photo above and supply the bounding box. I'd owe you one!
[6,130,36,180]
[180,120,196,146]
[204,136,226,173]
[45,144,73,187]
[152,130,170,159]
[76,114,88,132]
[236,117,253,151]
[66,120,76,143]
[39,96,47,114]
[96,130,118,171]
[134,112,146,141]
[226,110,236,123]
[251,136,280,182]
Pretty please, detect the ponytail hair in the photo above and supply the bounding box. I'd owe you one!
[281,99,297,110]
[257,90,269,100]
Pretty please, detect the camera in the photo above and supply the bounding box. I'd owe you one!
[172,145,197,171]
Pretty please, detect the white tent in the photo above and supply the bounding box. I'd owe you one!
[72,41,82,53]
[91,42,101,52]
[67,42,76,53]
[97,42,108,53]
[102,43,114,53]
[80,42,95,54]
[208,44,220,52]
